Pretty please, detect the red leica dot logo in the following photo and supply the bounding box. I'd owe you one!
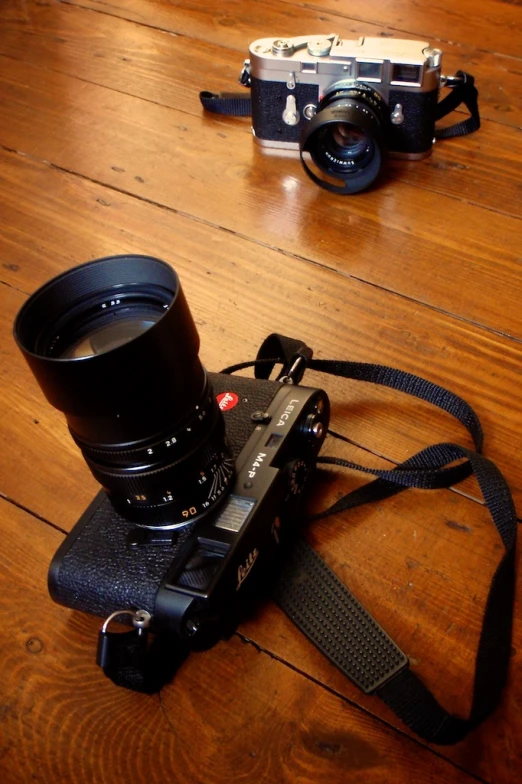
[216,392,239,411]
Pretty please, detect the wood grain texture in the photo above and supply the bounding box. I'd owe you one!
[1,1,521,782]
[59,0,522,58]
[1,56,521,340]
[1,150,521,514]
[1,150,521,781]
[0,499,486,784]
[2,0,521,128]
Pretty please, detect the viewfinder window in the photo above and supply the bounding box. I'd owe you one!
[391,64,422,84]
[265,432,284,448]
[357,61,383,81]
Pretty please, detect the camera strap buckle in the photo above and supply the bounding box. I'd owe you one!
[279,355,309,385]
[97,609,188,693]
[255,333,313,385]
[239,59,252,87]
[97,610,152,691]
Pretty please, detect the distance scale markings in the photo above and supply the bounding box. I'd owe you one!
[125,452,234,515]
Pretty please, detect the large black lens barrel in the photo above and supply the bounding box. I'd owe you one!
[14,255,234,528]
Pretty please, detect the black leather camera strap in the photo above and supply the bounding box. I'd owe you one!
[199,90,252,116]
[252,334,517,745]
[434,71,480,139]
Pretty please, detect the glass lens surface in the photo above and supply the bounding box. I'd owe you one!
[47,294,168,360]
[62,312,161,358]
[315,121,374,174]
[391,64,422,84]
[331,123,369,161]
[13,254,236,528]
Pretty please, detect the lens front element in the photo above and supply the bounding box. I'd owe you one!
[59,304,164,359]
[331,124,372,162]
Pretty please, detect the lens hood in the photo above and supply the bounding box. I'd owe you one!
[300,98,387,194]
[14,254,204,443]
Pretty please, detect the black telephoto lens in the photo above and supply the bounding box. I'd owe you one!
[14,255,234,528]
[300,82,387,194]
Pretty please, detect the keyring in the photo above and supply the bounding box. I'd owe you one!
[101,609,151,633]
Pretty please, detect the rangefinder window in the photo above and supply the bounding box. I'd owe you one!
[391,63,422,85]
[266,432,284,448]
[356,61,383,82]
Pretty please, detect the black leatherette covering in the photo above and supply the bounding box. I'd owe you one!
[251,77,319,143]
[388,88,438,153]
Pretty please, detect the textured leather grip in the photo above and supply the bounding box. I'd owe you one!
[273,537,408,694]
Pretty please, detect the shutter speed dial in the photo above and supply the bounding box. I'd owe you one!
[285,458,309,497]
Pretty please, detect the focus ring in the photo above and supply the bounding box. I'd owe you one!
[73,386,216,468]
[86,424,228,493]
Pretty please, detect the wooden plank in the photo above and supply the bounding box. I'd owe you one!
[4,311,522,784]
[7,239,521,777]
[4,147,518,775]
[0,3,521,782]
[60,0,522,58]
[1,146,520,492]
[238,452,522,781]
[0,58,521,338]
[4,264,518,701]
[0,497,482,784]
[1,0,520,129]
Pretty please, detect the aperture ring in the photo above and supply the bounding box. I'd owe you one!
[108,448,235,528]
[93,447,233,502]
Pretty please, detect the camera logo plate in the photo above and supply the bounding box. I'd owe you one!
[216,391,239,411]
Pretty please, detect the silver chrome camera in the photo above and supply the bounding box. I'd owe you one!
[246,34,445,193]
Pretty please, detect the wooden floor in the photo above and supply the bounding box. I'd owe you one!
[1,1,521,781]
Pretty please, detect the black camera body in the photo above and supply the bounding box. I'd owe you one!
[49,372,329,649]
[14,254,329,653]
